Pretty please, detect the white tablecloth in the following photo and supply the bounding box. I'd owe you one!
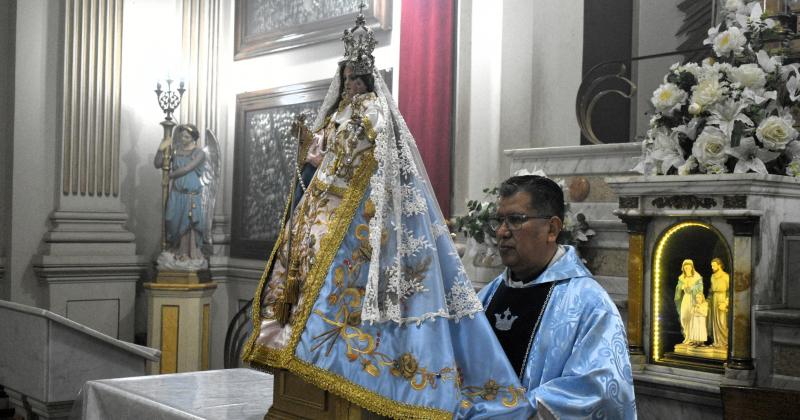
[70,368,273,420]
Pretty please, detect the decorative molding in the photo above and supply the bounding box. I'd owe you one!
[212,214,230,241]
[34,256,147,281]
[754,309,800,326]
[62,0,124,196]
[618,215,651,234]
[619,196,639,209]
[727,216,759,237]
[723,195,747,209]
[505,142,642,159]
[651,195,717,210]
[606,174,800,199]
[34,254,146,342]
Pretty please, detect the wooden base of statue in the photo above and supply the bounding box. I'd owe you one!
[266,369,387,420]
[144,270,216,374]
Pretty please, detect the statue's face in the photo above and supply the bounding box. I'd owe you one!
[683,263,693,275]
[343,65,354,96]
[711,261,720,273]
[344,65,367,97]
[350,76,367,96]
[178,130,193,147]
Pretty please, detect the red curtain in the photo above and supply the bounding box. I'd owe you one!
[398,0,455,218]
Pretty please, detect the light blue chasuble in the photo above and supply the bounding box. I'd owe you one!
[478,246,637,419]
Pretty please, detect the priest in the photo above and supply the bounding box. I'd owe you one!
[480,175,637,419]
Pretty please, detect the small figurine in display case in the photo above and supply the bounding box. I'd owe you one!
[674,259,704,344]
[687,293,709,346]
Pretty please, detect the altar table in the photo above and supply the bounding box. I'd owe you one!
[70,368,273,420]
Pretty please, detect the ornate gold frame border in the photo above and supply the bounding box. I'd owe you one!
[234,0,393,60]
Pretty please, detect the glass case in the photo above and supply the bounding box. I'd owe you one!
[651,221,732,370]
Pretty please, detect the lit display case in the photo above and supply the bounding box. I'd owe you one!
[609,174,800,391]
[651,221,732,370]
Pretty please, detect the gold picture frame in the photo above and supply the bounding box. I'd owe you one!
[234,0,392,60]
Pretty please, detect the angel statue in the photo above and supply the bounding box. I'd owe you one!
[153,123,220,271]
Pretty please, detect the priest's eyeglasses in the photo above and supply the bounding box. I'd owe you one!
[488,214,552,231]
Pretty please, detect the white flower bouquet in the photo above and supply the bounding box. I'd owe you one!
[638,0,800,177]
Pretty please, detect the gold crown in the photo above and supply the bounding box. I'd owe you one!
[341,2,376,75]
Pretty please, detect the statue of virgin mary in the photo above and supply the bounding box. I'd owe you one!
[242,5,532,419]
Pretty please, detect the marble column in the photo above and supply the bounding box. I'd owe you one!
[726,216,757,370]
[619,213,650,357]
[178,0,220,139]
[33,0,146,342]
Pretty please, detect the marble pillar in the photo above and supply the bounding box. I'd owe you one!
[34,0,147,342]
[619,215,650,357]
[726,216,757,370]
[178,0,221,139]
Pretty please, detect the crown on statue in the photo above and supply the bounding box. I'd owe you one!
[341,2,376,76]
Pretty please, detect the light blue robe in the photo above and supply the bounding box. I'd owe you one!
[477,246,637,419]
[165,150,205,250]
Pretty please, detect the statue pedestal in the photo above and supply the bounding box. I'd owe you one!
[267,369,386,420]
[673,344,726,360]
[145,271,216,374]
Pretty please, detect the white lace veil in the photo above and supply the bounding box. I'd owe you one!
[313,67,483,324]
[312,65,344,132]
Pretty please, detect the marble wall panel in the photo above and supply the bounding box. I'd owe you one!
[635,392,721,420]
[66,298,120,339]
[581,248,629,278]
[773,343,800,377]
[784,232,800,309]
[0,309,48,400]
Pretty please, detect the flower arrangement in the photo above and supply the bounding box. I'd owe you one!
[638,1,800,177]
[453,188,498,246]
